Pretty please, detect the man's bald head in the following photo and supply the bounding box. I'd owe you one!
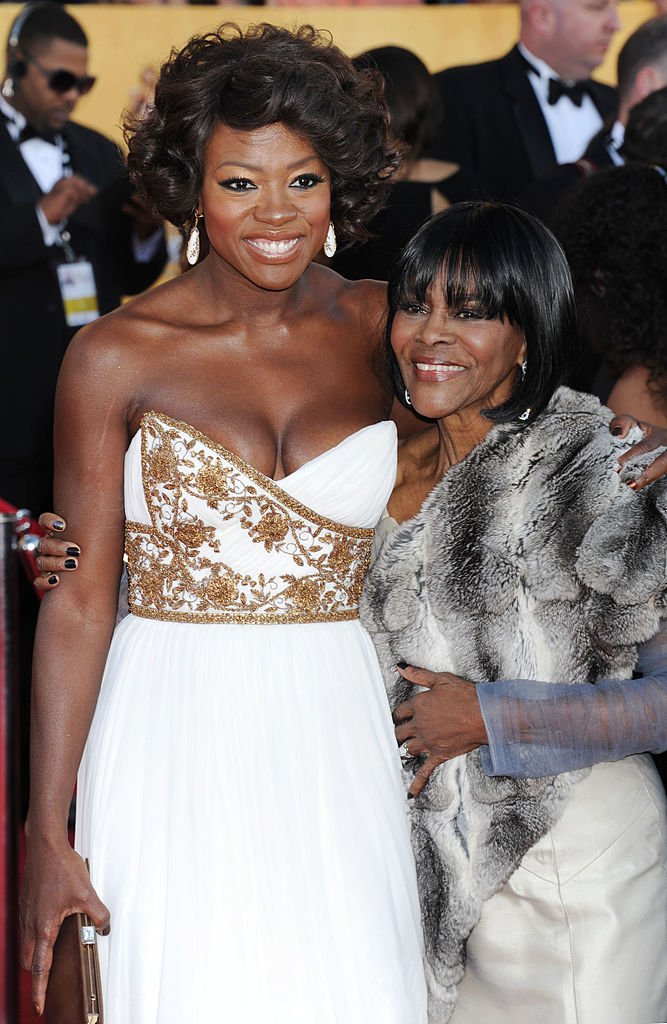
[520,0,620,81]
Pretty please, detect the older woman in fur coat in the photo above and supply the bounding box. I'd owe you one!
[362,202,667,1024]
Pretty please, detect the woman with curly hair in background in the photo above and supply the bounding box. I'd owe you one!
[18,24,428,1023]
[558,158,667,423]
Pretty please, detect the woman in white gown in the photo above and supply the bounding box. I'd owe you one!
[19,25,426,1023]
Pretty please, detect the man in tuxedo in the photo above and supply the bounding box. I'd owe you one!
[602,13,667,164]
[0,2,166,518]
[520,14,667,221]
[0,3,166,812]
[432,0,620,202]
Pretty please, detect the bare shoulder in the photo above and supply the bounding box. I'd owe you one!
[64,274,187,369]
[607,366,667,429]
[313,266,387,350]
[338,274,387,321]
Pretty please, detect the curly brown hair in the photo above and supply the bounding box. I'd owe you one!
[125,23,400,242]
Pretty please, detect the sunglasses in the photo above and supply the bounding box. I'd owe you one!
[26,55,96,96]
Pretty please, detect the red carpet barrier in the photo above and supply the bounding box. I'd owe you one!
[0,501,43,1024]
[0,503,20,1024]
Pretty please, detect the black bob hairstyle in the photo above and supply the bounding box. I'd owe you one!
[127,23,400,241]
[386,202,576,424]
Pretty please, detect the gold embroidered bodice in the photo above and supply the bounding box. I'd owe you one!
[124,413,394,625]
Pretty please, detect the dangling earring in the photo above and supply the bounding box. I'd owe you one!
[2,78,14,99]
[186,213,202,266]
[404,388,412,407]
[518,360,530,420]
[324,222,337,259]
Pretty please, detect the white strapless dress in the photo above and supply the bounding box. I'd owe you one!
[76,414,427,1024]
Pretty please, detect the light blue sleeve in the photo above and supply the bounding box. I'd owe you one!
[476,623,667,778]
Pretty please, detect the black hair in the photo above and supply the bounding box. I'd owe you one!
[617,14,667,102]
[127,23,400,240]
[352,46,441,161]
[557,164,667,402]
[385,202,576,423]
[622,84,667,166]
[7,2,87,54]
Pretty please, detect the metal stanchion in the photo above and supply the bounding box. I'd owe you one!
[0,511,19,1024]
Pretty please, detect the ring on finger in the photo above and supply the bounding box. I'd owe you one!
[399,742,414,762]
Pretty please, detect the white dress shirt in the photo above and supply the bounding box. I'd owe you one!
[518,43,604,165]
[607,118,626,165]
[0,93,162,260]
[1,92,70,245]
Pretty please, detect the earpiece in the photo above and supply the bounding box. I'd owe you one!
[7,56,27,81]
[5,3,48,81]
[8,3,40,49]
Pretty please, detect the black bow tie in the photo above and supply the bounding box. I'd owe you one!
[18,122,57,145]
[1,110,56,144]
[547,77,589,108]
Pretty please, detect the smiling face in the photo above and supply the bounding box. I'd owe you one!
[391,279,527,424]
[198,122,332,291]
[11,38,88,133]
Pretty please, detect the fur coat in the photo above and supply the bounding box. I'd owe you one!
[360,387,667,1021]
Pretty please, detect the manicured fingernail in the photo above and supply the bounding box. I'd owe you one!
[33,1002,41,1016]
[64,558,77,569]
[628,480,638,490]
[611,426,622,436]
[66,546,80,556]
[407,793,415,800]
[52,519,65,531]
[397,660,408,669]
[48,575,58,585]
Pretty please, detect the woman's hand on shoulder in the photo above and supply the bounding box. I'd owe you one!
[393,664,488,798]
[19,838,110,1016]
[33,514,80,591]
[612,415,667,490]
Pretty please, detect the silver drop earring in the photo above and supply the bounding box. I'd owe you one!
[404,388,412,407]
[186,213,202,266]
[2,78,14,99]
[518,360,530,420]
[324,222,337,259]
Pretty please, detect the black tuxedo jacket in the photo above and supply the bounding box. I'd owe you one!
[519,123,617,225]
[0,120,167,512]
[432,45,618,202]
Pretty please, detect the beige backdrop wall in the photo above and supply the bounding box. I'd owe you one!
[0,2,657,145]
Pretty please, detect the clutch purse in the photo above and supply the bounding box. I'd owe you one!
[45,864,104,1024]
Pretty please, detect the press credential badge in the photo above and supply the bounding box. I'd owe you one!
[56,260,100,327]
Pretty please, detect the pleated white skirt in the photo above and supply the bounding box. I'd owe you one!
[76,614,427,1024]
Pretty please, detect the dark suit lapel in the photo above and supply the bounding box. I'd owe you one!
[584,124,615,168]
[62,125,102,231]
[63,124,98,183]
[500,46,556,180]
[588,81,618,121]
[0,123,43,205]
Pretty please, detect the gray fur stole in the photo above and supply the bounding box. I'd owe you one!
[361,387,667,1021]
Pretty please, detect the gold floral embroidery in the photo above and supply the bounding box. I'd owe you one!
[248,510,291,549]
[195,464,232,501]
[205,572,238,606]
[125,413,374,624]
